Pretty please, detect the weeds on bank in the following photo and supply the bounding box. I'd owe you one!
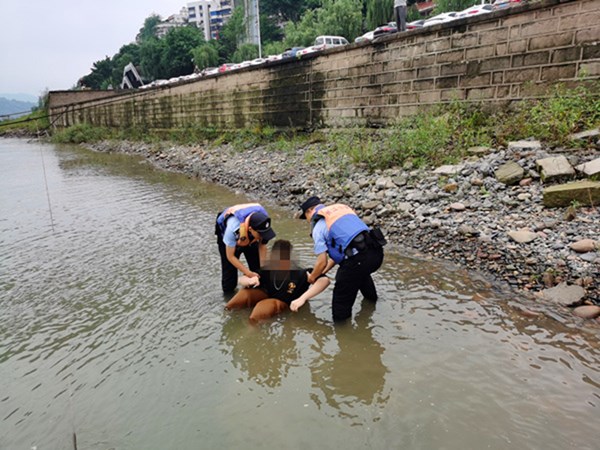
[0,109,50,136]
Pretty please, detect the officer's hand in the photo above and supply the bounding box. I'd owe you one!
[245,270,260,280]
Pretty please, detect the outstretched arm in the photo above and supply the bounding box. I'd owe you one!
[307,252,329,284]
[290,276,330,312]
[226,245,259,278]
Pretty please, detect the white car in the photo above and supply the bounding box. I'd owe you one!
[457,3,493,18]
[355,31,375,43]
[298,35,349,57]
[422,12,458,27]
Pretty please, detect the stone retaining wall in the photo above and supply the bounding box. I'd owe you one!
[49,0,600,130]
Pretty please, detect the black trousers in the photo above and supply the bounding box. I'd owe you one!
[217,233,260,293]
[332,245,384,322]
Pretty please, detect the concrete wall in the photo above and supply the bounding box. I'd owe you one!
[49,0,600,131]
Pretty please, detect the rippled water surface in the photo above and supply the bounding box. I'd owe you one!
[1,138,599,450]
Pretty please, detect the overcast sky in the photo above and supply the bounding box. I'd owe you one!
[0,0,187,98]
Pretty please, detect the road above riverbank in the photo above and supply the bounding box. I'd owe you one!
[85,137,600,323]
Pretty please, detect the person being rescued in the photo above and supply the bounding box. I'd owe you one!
[216,203,276,294]
[225,239,331,323]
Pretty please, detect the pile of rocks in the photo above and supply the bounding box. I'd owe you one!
[87,131,600,322]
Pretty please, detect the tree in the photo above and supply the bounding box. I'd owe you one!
[79,57,113,90]
[110,43,141,87]
[161,26,205,78]
[260,0,322,22]
[192,42,220,70]
[433,0,479,14]
[232,43,259,63]
[138,14,162,42]
[139,38,167,80]
[318,0,364,41]
[217,7,246,63]
[366,0,394,30]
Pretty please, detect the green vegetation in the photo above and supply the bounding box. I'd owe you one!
[0,109,50,136]
[77,0,465,89]
[46,84,599,172]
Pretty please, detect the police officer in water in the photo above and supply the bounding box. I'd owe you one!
[216,203,276,293]
[298,196,386,322]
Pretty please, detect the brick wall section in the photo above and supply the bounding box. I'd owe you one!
[49,0,600,130]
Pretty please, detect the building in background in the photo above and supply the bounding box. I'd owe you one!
[187,0,233,40]
[154,7,189,38]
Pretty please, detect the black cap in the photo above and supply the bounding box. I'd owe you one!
[299,196,322,219]
[249,212,276,241]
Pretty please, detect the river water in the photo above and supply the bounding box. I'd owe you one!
[1,138,598,450]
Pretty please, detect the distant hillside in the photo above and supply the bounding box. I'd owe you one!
[0,97,36,118]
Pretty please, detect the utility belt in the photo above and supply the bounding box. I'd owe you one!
[344,227,387,258]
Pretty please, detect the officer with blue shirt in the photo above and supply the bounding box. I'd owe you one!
[216,203,276,293]
[299,196,385,322]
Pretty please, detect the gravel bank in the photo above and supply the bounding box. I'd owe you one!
[86,138,600,321]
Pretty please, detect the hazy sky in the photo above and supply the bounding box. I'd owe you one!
[0,0,187,98]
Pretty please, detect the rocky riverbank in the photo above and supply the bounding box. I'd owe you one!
[85,134,600,323]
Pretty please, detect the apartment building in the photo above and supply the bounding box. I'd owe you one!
[187,0,233,40]
[154,7,189,38]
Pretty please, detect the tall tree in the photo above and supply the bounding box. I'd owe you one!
[79,57,113,90]
[192,42,220,70]
[260,0,322,22]
[139,38,167,80]
[138,14,162,42]
[366,0,394,29]
[161,26,205,78]
[433,0,479,14]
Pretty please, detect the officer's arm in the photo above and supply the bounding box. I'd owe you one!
[308,252,328,284]
[226,245,258,278]
[258,241,268,265]
[322,257,336,275]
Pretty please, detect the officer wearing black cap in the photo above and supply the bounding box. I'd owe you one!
[299,196,385,322]
[216,203,276,293]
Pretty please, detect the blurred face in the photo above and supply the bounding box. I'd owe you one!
[305,206,316,222]
[269,241,292,270]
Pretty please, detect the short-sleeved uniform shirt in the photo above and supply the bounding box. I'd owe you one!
[222,216,242,247]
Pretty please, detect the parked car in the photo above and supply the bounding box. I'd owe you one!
[407,19,425,30]
[201,67,219,76]
[355,31,375,43]
[266,53,283,62]
[281,47,305,59]
[297,35,348,57]
[373,22,397,38]
[313,35,349,48]
[492,0,523,10]
[422,12,458,27]
[457,3,493,18]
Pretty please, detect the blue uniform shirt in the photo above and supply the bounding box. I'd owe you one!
[222,216,241,247]
[311,219,329,255]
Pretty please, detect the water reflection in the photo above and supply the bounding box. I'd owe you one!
[220,313,301,388]
[310,300,389,422]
